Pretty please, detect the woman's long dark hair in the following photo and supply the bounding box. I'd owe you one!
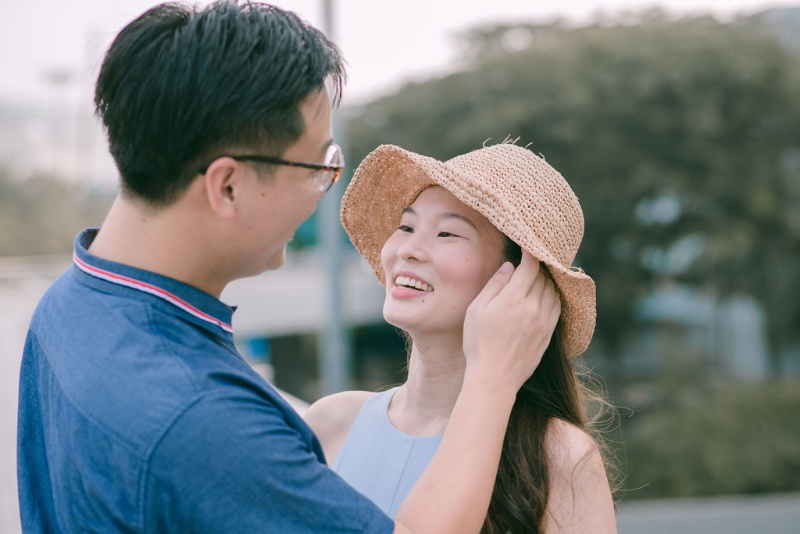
[480,239,616,533]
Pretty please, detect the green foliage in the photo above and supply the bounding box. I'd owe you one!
[0,166,112,256]
[618,379,800,499]
[344,10,800,369]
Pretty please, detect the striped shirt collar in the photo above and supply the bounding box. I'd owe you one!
[73,229,234,336]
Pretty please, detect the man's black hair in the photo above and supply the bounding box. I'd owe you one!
[95,0,345,205]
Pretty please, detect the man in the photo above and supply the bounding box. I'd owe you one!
[17,2,561,532]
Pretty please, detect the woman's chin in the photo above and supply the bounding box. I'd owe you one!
[382,312,412,332]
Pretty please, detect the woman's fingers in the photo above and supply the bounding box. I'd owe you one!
[503,250,539,297]
[463,253,562,391]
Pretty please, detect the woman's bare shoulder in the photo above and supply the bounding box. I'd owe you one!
[303,390,375,462]
[546,418,601,468]
[305,390,375,431]
[544,419,616,533]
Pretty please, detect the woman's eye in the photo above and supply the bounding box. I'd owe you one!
[398,225,413,233]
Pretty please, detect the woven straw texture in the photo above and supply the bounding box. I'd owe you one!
[340,143,596,358]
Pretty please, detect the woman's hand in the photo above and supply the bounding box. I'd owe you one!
[462,251,561,392]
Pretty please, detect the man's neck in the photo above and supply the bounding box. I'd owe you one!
[89,193,228,297]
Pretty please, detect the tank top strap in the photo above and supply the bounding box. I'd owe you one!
[354,387,397,426]
[333,387,398,471]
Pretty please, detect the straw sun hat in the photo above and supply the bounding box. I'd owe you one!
[340,142,596,358]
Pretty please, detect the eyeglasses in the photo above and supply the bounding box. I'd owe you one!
[199,143,345,193]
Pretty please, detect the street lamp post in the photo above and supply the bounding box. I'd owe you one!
[316,0,352,396]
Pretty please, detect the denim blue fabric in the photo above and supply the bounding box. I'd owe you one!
[17,229,393,533]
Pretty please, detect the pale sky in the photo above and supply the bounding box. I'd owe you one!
[1,0,797,107]
[0,0,796,183]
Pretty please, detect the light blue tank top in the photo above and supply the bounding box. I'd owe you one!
[333,387,443,517]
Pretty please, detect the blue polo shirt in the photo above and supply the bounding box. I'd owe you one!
[17,229,393,533]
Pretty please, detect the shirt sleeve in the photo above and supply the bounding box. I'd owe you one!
[142,387,394,533]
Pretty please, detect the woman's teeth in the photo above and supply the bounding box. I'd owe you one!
[394,276,433,292]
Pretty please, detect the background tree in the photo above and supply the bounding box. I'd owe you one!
[0,166,111,256]
[344,10,800,389]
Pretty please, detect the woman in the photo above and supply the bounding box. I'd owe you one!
[305,141,617,533]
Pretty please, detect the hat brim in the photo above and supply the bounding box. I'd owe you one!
[341,144,596,358]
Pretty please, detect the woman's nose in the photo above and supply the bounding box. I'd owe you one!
[396,233,428,262]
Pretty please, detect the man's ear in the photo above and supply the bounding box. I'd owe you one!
[203,157,240,219]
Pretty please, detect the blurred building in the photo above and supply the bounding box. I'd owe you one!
[634,282,771,380]
[0,92,117,187]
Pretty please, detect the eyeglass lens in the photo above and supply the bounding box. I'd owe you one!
[317,144,344,192]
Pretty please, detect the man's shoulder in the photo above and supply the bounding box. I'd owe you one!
[30,265,144,333]
[26,274,254,453]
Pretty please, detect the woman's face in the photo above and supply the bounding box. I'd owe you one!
[380,186,507,337]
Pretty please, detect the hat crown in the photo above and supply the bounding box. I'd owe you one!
[444,144,584,267]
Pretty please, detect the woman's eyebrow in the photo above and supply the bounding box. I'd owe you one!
[439,212,478,230]
[401,207,478,230]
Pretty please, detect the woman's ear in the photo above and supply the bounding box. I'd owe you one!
[202,157,240,219]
